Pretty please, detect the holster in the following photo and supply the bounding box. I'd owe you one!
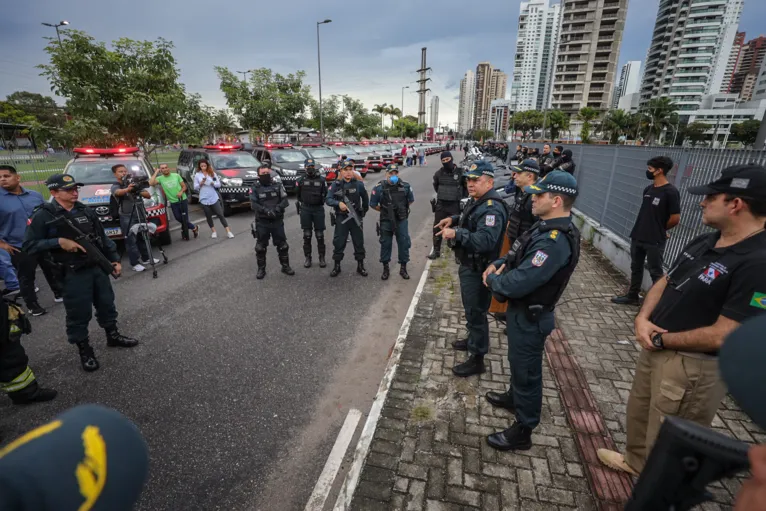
[430,197,437,213]
[376,222,381,237]
[250,220,257,238]
[330,212,337,226]
[524,305,545,323]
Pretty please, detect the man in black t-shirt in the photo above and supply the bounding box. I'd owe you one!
[598,163,766,477]
[613,156,681,305]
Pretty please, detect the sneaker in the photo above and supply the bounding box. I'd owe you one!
[212,232,218,239]
[611,294,640,306]
[193,226,199,239]
[140,258,161,265]
[227,232,235,239]
[596,449,639,476]
[27,302,46,316]
[53,293,63,303]
[132,264,146,272]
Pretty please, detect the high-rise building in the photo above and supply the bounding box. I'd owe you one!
[755,54,766,100]
[612,61,642,109]
[429,96,440,128]
[490,70,508,104]
[489,99,513,139]
[472,63,507,130]
[730,36,766,101]
[550,0,629,115]
[458,70,476,134]
[639,0,744,114]
[512,0,562,112]
[722,31,746,93]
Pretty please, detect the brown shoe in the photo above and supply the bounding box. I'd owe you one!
[597,449,639,477]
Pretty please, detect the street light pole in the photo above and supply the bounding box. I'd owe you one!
[721,99,741,149]
[42,20,69,47]
[236,70,250,81]
[401,85,409,140]
[316,19,332,143]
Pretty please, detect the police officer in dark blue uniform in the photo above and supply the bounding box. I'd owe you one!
[250,163,294,279]
[483,171,581,451]
[428,151,466,259]
[507,160,540,242]
[370,164,415,280]
[23,174,138,372]
[435,160,509,377]
[295,158,328,269]
[326,161,369,277]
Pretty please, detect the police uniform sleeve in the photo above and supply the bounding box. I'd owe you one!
[89,209,120,263]
[433,171,439,192]
[406,184,415,203]
[454,201,507,254]
[326,182,340,208]
[21,208,60,255]
[486,235,571,299]
[359,182,369,214]
[277,185,289,211]
[720,259,766,322]
[369,183,381,208]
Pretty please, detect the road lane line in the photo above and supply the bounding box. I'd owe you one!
[332,259,433,511]
[304,408,363,511]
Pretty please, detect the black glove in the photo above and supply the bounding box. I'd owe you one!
[275,206,283,215]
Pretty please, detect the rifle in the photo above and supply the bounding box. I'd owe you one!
[45,215,117,279]
[341,192,362,227]
[385,185,398,233]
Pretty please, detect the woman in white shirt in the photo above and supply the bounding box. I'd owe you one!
[192,160,234,239]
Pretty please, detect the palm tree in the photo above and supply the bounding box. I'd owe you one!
[372,103,387,128]
[577,107,599,143]
[600,109,632,144]
[389,107,402,127]
[642,97,677,145]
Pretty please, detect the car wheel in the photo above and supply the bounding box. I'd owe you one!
[223,203,233,217]
[157,229,172,246]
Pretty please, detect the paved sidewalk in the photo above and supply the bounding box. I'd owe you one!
[350,242,761,510]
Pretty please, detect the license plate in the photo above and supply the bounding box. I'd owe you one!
[104,227,122,236]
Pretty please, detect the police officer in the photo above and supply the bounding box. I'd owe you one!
[295,158,328,268]
[326,161,369,277]
[483,171,581,450]
[22,174,138,372]
[370,164,415,280]
[546,149,576,176]
[538,144,554,171]
[428,151,467,260]
[251,163,294,279]
[435,160,508,377]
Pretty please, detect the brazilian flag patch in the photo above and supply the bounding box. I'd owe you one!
[749,292,766,310]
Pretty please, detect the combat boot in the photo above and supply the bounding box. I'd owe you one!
[317,236,327,268]
[106,327,139,348]
[318,253,327,268]
[330,261,342,277]
[356,261,368,277]
[452,354,486,377]
[486,422,533,451]
[400,264,410,280]
[304,256,312,268]
[256,252,267,279]
[381,263,390,280]
[10,385,58,405]
[279,254,295,276]
[76,339,100,372]
[427,237,441,260]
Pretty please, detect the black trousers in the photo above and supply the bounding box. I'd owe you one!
[333,214,365,262]
[628,239,666,297]
[0,340,38,401]
[11,250,63,306]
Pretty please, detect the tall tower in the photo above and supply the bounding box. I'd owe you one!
[429,96,440,129]
[458,70,476,134]
[473,62,493,131]
[416,48,431,126]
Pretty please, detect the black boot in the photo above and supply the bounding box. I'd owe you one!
[256,253,266,279]
[10,384,58,405]
[381,263,390,280]
[304,256,312,268]
[486,389,515,410]
[330,261,342,277]
[279,253,295,276]
[452,338,468,351]
[452,354,486,377]
[76,339,100,372]
[400,264,410,280]
[106,328,139,348]
[611,294,640,306]
[427,237,441,260]
[303,233,312,268]
[317,236,327,268]
[356,261,368,277]
[486,422,533,451]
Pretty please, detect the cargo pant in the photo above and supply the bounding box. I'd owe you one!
[63,266,118,344]
[458,265,492,356]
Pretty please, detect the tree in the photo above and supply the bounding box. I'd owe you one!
[39,30,188,152]
[472,129,494,141]
[6,91,64,127]
[682,122,711,147]
[730,119,761,147]
[600,109,632,144]
[372,103,387,128]
[392,117,426,139]
[305,95,346,137]
[216,66,311,141]
[339,97,381,140]
[641,97,677,144]
[510,110,544,140]
[546,110,570,140]
[577,107,599,143]
[212,109,237,139]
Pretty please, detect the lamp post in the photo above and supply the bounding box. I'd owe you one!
[401,85,409,140]
[721,98,741,149]
[236,70,251,81]
[316,19,332,142]
[41,20,69,47]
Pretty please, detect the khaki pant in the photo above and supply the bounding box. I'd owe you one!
[624,349,727,472]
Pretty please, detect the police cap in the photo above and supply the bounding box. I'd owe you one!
[45,173,83,191]
[525,170,578,196]
[687,164,766,200]
[465,160,494,179]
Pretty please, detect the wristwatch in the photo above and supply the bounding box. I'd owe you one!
[651,332,664,349]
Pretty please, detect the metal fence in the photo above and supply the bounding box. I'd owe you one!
[0,150,73,197]
[516,143,766,266]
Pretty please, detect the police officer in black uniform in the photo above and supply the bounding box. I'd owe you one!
[251,163,294,279]
[435,160,509,377]
[538,144,555,172]
[483,171,581,451]
[23,174,138,372]
[326,161,369,277]
[370,164,415,280]
[507,160,540,244]
[428,151,467,259]
[295,158,328,268]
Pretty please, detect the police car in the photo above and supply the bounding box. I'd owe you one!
[249,143,322,193]
[63,147,172,245]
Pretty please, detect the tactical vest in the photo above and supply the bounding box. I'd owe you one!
[540,154,554,168]
[514,151,524,161]
[559,161,575,175]
[454,191,507,267]
[333,180,362,214]
[254,182,284,220]
[39,203,99,266]
[299,176,325,206]
[436,166,463,202]
[380,182,410,221]
[505,192,536,244]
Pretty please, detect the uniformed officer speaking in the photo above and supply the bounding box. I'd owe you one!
[435,160,508,377]
[370,164,415,280]
[326,161,370,277]
[295,158,328,269]
[483,171,581,451]
[251,163,294,279]
[22,174,139,372]
[428,151,466,259]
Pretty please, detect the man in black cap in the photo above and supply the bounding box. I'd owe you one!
[22,174,139,372]
[295,158,328,269]
[597,164,766,477]
[483,170,581,451]
[428,151,466,259]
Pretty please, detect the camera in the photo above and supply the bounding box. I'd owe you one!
[122,174,150,195]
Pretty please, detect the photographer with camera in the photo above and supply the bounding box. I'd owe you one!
[110,165,159,272]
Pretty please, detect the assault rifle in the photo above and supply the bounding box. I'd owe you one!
[46,215,117,279]
[341,193,362,227]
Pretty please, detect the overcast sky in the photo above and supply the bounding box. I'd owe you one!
[2,0,765,128]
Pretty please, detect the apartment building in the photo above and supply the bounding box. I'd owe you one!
[730,36,766,101]
[457,70,476,134]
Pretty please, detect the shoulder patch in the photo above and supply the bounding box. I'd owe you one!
[485,215,496,227]
[549,230,559,240]
[531,250,549,267]
[487,199,493,206]
[750,292,766,310]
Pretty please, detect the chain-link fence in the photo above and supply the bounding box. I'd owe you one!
[0,150,73,198]
[516,143,766,266]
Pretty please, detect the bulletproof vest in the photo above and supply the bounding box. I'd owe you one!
[254,182,283,220]
[505,192,536,244]
[508,220,581,309]
[334,180,362,213]
[455,190,507,266]
[436,166,463,202]
[41,204,98,266]
[540,153,555,168]
[299,176,324,206]
[380,181,410,221]
[559,161,576,175]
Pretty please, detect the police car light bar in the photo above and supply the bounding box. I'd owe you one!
[203,144,242,151]
[298,143,322,147]
[73,147,140,155]
[263,143,293,149]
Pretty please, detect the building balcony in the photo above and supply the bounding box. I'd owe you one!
[688,8,725,17]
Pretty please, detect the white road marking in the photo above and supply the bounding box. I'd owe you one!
[332,259,433,511]
[304,408,363,511]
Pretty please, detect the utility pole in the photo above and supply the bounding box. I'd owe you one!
[416,47,432,130]
[316,19,332,142]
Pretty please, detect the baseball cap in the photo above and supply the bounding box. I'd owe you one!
[465,160,495,179]
[512,159,541,175]
[341,160,354,169]
[524,170,578,196]
[45,173,83,191]
[687,164,766,199]
[304,158,316,167]
[386,163,400,173]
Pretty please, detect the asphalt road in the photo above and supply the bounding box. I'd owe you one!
[0,154,483,510]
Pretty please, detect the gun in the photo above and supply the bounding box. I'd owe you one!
[341,194,362,227]
[385,187,398,234]
[625,415,749,511]
[376,222,381,237]
[45,215,117,279]
[296,201,302,215]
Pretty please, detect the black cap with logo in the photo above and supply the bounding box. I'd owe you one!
[45,173,83,190]
[688,164,766,200]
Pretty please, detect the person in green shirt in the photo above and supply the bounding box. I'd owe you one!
[149,163,198,241]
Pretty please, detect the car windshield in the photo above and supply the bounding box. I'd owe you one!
[209,152,259,169]
[334,146,358,155]
[305,148,337,159]
[272,150,306,163]
[66,159,148,185]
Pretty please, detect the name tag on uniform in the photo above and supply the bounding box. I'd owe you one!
[269,192,277,197]
[76,217,89,224]
[347,189,357,194]
[312,182,320,187]
[259,193,267,198]
[485,215,495,227]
